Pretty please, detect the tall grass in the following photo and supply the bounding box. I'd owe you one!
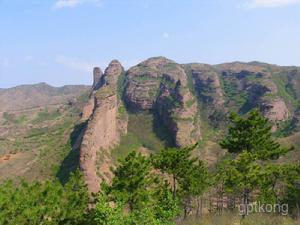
[178,212,299,225]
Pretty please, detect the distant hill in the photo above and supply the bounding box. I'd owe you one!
[0,83,91,112]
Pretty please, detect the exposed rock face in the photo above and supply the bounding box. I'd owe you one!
[80,60,127,193]
[124,57,201,146]
[261,98,290,122]
[81,67,105,120]
[79,57,300,192]
[92,67,104,90]
[185,63,225,108]
[104,60,124,85]
[81,96,95,121]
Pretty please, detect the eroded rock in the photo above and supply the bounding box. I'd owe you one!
[80,61,127,193]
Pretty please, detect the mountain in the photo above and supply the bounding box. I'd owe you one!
[79,57,300,193]
[0,57,299,190]
[0,83,90,112]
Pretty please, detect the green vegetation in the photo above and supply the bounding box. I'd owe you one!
[77,92,90,103]
[0,101,84,182]
[111,112,174,162]
[117,71,126,100]
[117,105,127,119]
[184,67,196,96]
[0,110,299,224]
[161,76,177,90]
[186,99,195,108]
[217,110,299,217]
[220,75,248,111]
[32,108,61,123]
[96,151,180,225]
[111,133,141,162]
[274,118,299,137]
[97,145,210,224]
[152,145,210,218]
[2,112,27,125]
[179,212,299,225]
[0,170,90,225]
[271,72,299,109]
[131,75,160,83]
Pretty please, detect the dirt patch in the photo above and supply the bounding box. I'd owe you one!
[0,152,24,164]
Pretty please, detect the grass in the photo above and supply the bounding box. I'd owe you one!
[0,101,84,183]
[178,212,299,225]
[117,71,126,100]
[117,105,127,119]
[32,109,61,124]
[111,112,174,162]
[220,75,248,112]
[2,112,28,125]
[271,73,299,109]
[186,99,196,108]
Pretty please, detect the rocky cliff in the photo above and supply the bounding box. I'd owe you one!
[124,57,201,146]
[80,57,300,193]
[80,60,127,193]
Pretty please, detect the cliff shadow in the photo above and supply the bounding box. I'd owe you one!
[56,121,88,185]
[152,111,176,148]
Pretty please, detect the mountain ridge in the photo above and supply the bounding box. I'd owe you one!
[1,57,299,190]
[79,56,300,193]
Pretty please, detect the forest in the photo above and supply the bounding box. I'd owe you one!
[0,110,299,225]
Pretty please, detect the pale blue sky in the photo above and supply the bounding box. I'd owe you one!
[1,0,300,88]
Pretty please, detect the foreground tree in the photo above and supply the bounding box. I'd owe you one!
[95,151,179,225]
[179,160,210,218]
[152,144,210,218]
[151,144,198,199]
[219,110,292,217]
[0,170,90,225]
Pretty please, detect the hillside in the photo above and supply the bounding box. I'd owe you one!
[79,57,300,193]
[0,83,90,182]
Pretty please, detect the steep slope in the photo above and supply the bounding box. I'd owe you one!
[79,57,300,193]
[80,60,128,193]
[183,62,294,131]
[124,57,201,147]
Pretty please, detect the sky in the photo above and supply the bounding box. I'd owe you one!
[1,0,300,88]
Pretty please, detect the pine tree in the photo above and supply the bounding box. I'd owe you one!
[151,144,198,199]
[95,151,179,225]
[219,109,292,217]
[179,160,210,218]
[0,170,90,225]
[220,110,290,160]
[107,151,154,212]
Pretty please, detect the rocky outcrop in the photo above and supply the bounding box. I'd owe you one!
[92,67,104,90]
[124,57,201,146]
[186,64,224,106]
[81,96,95,121]
[261,98,290,122]
[79,57,300,193]
[80,60,127,193]
[81,67,104,120]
